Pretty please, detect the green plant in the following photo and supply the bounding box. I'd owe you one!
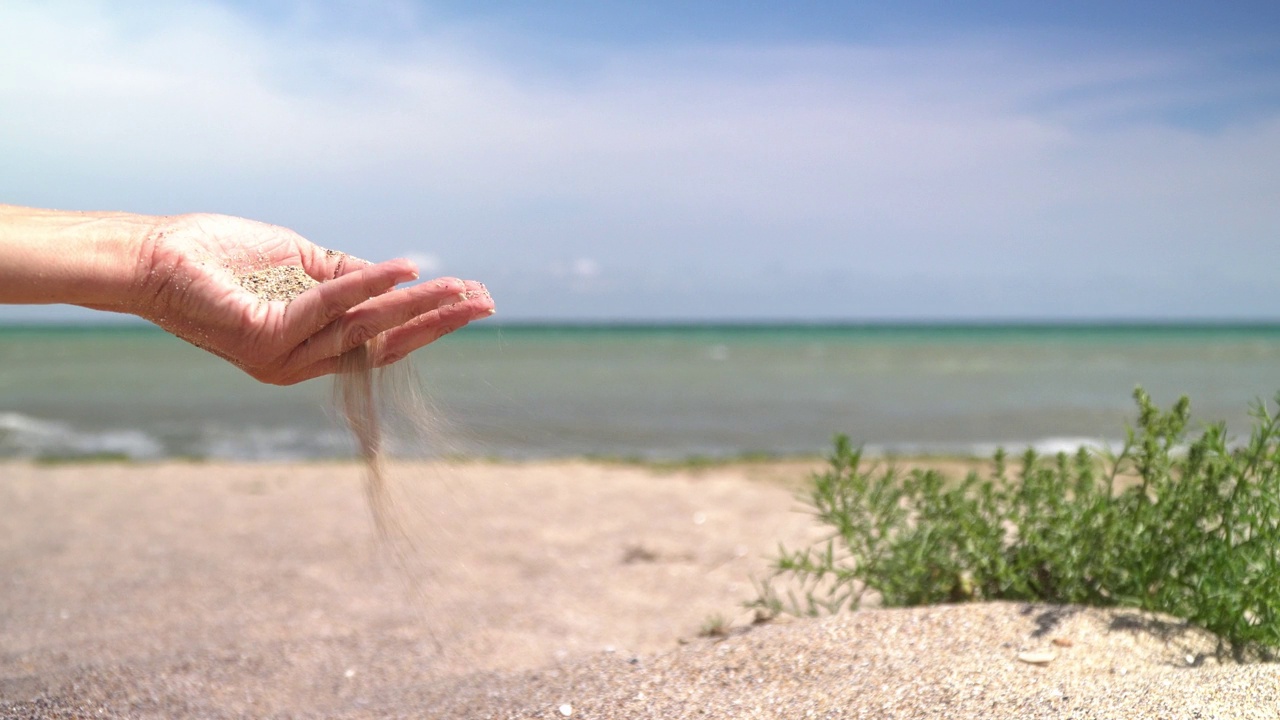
[699,612,731,638]
[751,388,1280,661]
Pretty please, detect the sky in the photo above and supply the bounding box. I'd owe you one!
[2,0,1279,322]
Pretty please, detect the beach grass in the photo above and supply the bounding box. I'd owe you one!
[755,387,1280,661]
[30,451,137,465]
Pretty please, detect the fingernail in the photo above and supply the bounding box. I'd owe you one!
[392,259,419,282]
[439,292,467,307]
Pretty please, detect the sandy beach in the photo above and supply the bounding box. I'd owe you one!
[2,460,1277,719]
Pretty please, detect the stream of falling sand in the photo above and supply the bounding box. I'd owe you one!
[338,338,391,534]
[336,335,425,553]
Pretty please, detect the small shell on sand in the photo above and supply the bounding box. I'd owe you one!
[1017,649,1058,665]
[235,266,319,303]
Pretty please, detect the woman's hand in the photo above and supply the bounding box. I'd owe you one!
[130,213,495,385]
[0,206,495,385]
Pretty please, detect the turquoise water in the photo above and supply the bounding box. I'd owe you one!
[2,322,1279,460]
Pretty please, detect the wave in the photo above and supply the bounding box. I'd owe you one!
[0,412,165,460]
[0,412,352,462]
[0,413,1151,463]
[862,436,1123,460]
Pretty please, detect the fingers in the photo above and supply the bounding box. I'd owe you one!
[304,245,374,281]
[374,281,495,366]
[286,276,470,368]
[280,259,419,348]
[281,281,494,383]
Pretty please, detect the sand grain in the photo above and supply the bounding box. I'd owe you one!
[233,265,319,302]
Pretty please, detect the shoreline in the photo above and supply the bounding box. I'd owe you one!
[2,460,1274,718]
[0,450,1002,468]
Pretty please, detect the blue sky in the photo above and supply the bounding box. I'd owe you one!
[2,0,1279,321]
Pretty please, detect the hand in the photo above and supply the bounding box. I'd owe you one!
[129,213,495,385]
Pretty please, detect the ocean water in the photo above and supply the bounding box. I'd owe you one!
[1,322,1279,461]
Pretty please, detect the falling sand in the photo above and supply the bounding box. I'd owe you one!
[233,265,414,545]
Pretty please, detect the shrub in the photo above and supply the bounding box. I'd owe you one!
[751,388,1280,661]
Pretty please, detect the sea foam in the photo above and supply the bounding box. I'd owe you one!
[0,411,165,460]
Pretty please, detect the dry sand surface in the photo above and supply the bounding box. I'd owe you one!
[2,460,1278,719]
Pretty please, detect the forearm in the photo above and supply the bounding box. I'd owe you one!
[0,204,156,310]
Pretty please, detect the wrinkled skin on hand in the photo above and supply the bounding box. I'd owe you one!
[126,213,494,385]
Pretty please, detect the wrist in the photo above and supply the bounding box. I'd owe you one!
[0,205,158,311]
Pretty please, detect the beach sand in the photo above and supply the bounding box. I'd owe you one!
[2,460,1277,719]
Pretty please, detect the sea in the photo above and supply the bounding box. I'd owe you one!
[2,322,1279,462]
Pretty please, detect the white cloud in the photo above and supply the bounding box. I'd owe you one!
[402,251,442,275]
[571,258,599,279]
